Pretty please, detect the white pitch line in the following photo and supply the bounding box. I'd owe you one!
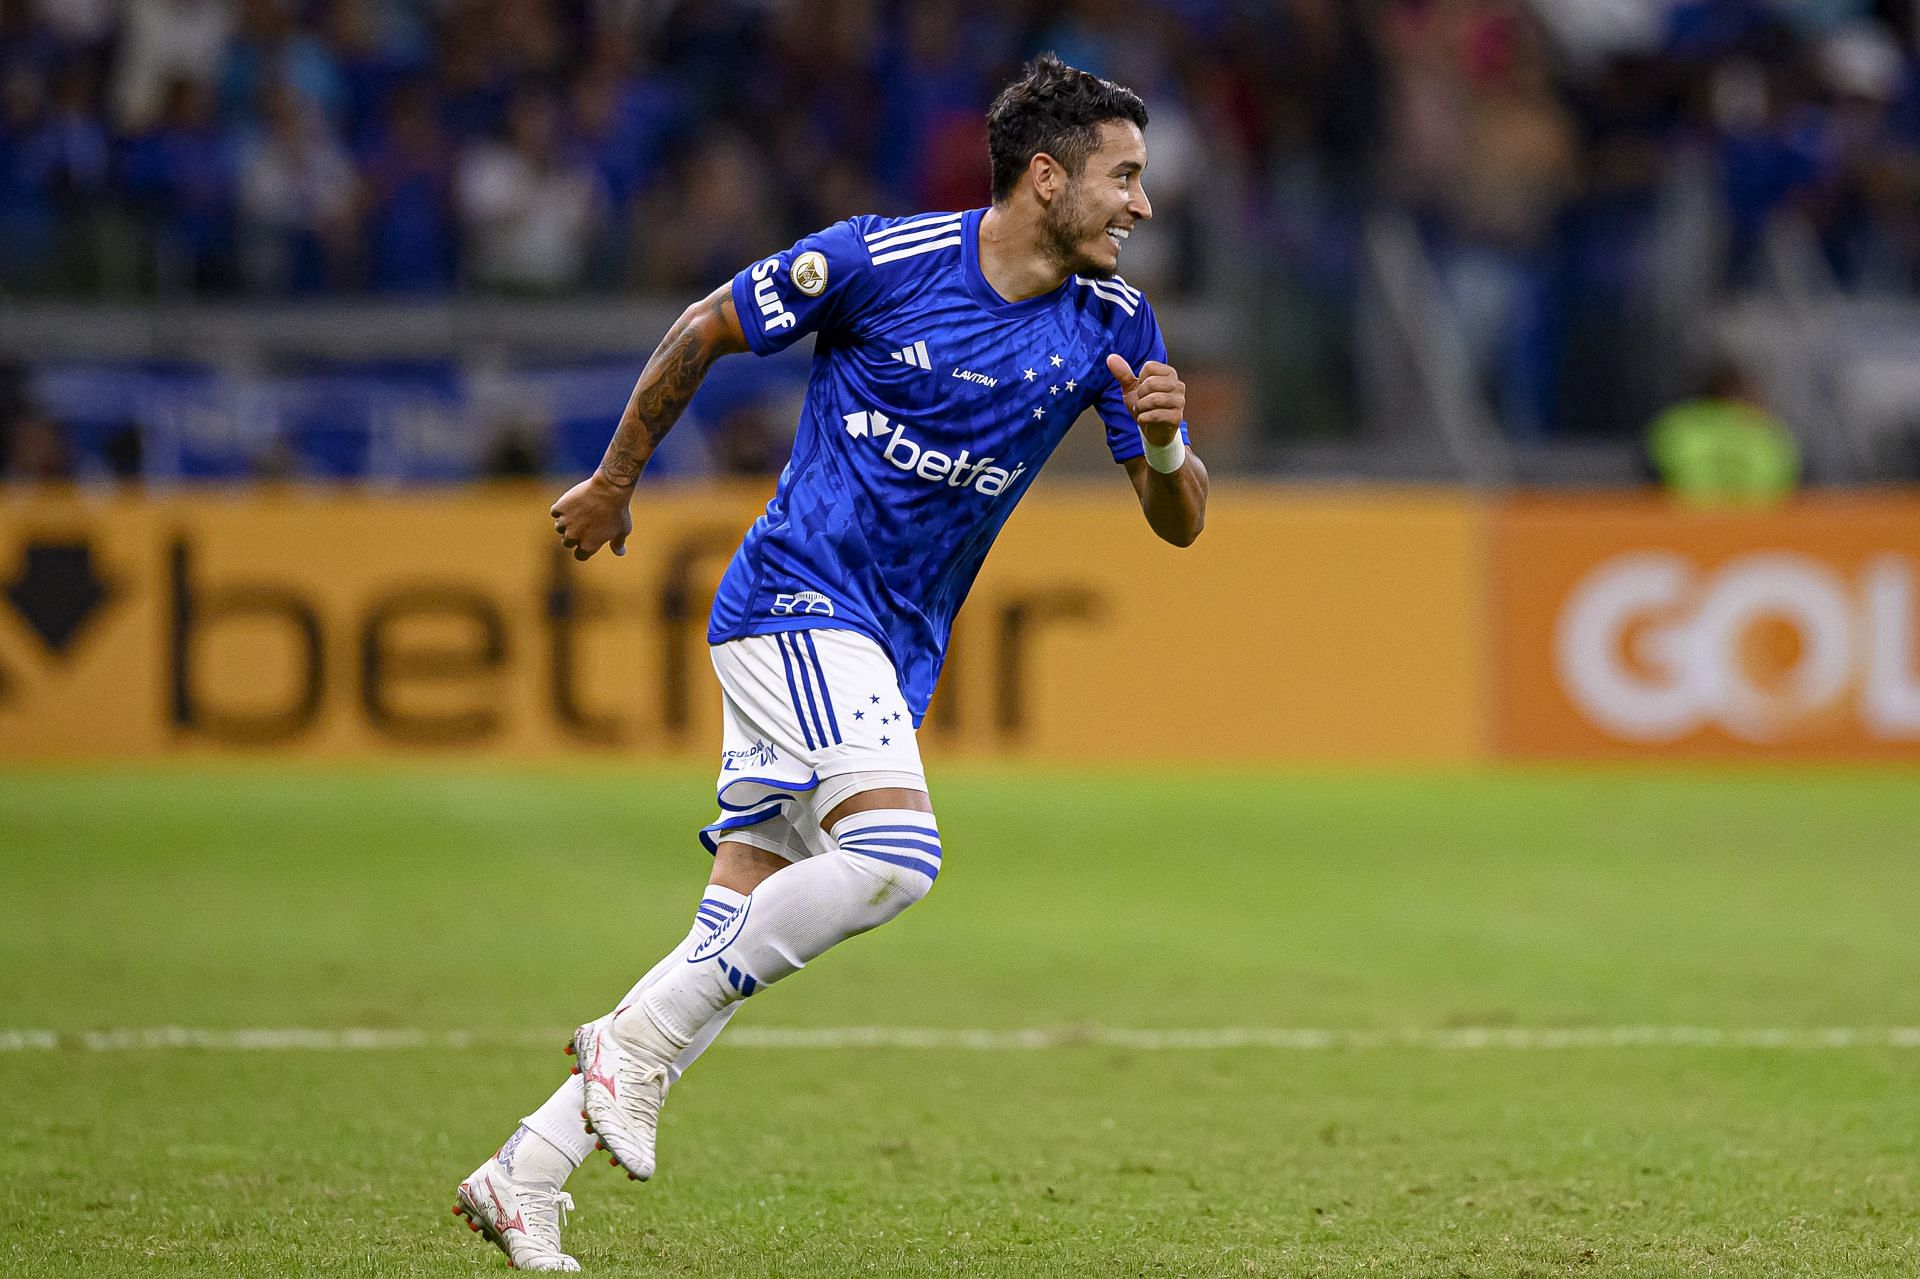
[4,1026,1920,1054]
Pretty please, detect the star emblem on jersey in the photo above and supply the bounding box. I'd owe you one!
[890,339,932,371]
[1023,368,1036,381]
[1049,354,1063,367]
[1066,379,1077,391]
[1049,385,1059,395]
[1033,408,1045,419]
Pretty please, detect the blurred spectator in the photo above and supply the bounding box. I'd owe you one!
[458,89,604,293]
[361,79,456,292]
[634,129,775,290]
[38,59,114,199]
[1646,362,1802,504]
[219,0,345,129]
[1803,20,1920,289]
[887,0,995,213]
[1,1,64,89]
[35,0,115,55]
[321,0,424,154]
[0,63,57,290]
[569,40,682,277]
[112,0,234,133]
[236,82,359,293]
[123,76,238,291]
[1387,0,1581,438]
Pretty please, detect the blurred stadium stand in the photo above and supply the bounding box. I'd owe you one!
[3,0,1920,485]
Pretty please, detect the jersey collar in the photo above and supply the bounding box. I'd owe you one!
[962,207,1072,317]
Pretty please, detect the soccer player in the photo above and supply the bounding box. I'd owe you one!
[454,53,1207,1270]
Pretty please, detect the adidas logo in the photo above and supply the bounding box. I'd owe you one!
[890,340,932,371]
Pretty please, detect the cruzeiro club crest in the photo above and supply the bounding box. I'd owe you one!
[792,251,828,297]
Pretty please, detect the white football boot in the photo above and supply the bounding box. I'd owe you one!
[453,1155,580,1272]
[567,1013,675,1182]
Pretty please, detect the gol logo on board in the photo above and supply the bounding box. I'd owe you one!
[1555,551,1920,744]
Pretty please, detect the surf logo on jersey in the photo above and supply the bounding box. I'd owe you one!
[749,257,799,333]
[772,590,835,617]
[843,408,1028,497]
[792,251,828,296]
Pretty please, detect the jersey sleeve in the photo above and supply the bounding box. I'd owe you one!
[1094,297,1192,464]
[729,220,877,356]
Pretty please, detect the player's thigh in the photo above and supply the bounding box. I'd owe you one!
[709,839,792,894]
[819,785,932,830]
[717,628,933,841]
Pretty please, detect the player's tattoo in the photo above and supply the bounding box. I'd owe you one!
[598,290,733,488]
[602,447,644,485]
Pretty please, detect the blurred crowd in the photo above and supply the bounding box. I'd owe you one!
[0,0,1205,297]
[4,0,1920,479]
[1,0,1911,298]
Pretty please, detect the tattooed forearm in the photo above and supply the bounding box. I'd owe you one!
[598,289,736,488]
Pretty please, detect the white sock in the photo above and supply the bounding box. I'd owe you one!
[494,1123,576,1190]
[629,810,941,1045]
[613,885,749,1013]
[518,885,750,1165]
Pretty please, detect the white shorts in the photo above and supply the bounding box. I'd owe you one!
[698,628,928,861]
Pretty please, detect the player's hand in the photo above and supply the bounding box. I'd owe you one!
[550,471,634,561]
[1106,354,1185,446]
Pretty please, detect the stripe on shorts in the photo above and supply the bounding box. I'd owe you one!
[775,634,818,751]
[800,631,843,743]
[780,633,834,748]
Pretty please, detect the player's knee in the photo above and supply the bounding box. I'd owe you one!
[828,807,943,915]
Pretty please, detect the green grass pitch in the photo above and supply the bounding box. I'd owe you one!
[4,766,1919,1276]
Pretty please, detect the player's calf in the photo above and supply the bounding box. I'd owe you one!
[636,807,941,1040]
[586,808,941,1184]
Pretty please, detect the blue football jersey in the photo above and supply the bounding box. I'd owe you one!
[710,207,1188,725]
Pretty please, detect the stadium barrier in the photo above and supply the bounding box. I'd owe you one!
[1,487,1915,763]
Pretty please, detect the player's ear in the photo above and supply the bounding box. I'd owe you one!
[1030,152,1065,203]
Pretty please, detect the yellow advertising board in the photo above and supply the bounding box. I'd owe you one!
[1491,494,1920,760]
[0,485,1487,764]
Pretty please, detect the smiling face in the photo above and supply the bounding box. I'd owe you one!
[1038,120,1152,279]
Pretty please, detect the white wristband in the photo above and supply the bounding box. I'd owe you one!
[1142,433,1187,474]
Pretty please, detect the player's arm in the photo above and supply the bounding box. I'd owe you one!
[550,283,749,560]
[1110,355,1207,547]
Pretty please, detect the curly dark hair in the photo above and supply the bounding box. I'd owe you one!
[986,53,1148,203]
